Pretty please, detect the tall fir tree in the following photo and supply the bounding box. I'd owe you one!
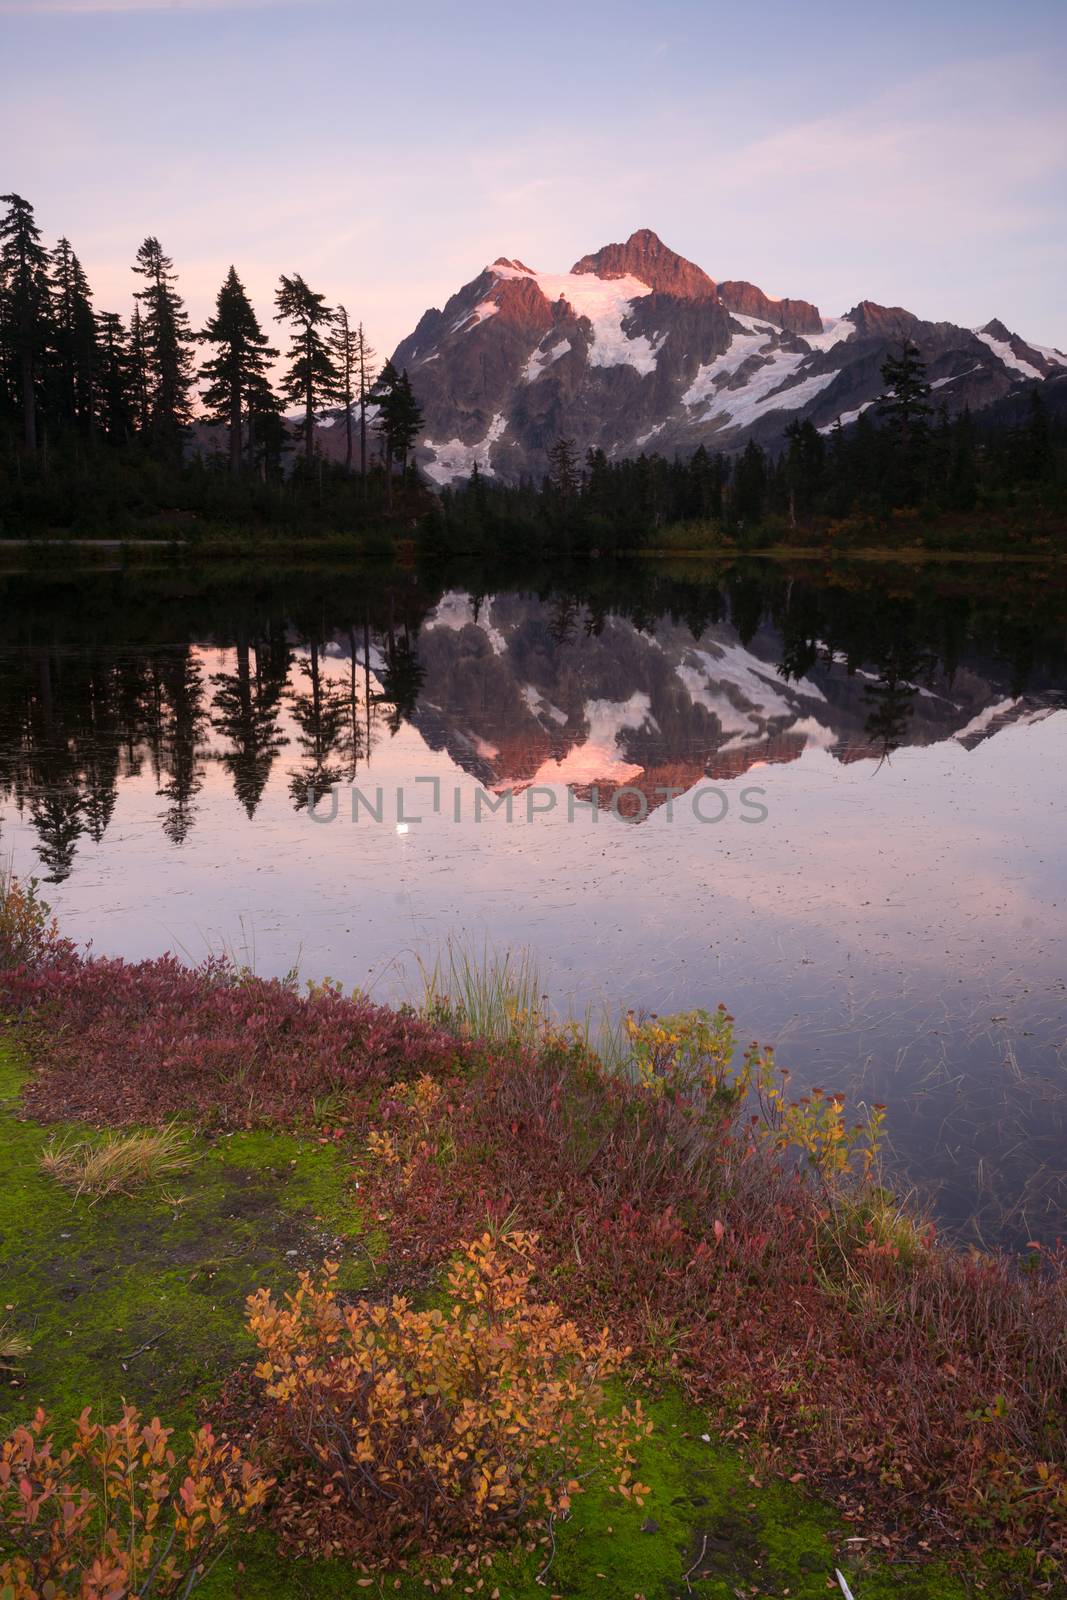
[368,364,423,503]
[327,304,357,473]
[355,321,377,491]
[547,436,579,501]
[128,305,151,436]
[51,237,97,436]
[273,273,337,467]
[732,438,768,526]
[0,193,52,450]
[199,266,278,475]
[369,358,400,503]
[879,339,932,502]
[93,311,135,445]
[132,236,194,460]
[244,367,286,479]
[389,369,423,479]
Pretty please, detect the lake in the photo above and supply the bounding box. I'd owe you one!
[2,555,1065,1246]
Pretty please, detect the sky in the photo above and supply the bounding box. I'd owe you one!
[2,0,1066,359]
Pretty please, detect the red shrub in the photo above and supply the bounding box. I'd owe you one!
[2,950,481,1128]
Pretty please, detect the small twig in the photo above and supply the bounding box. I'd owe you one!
[120,1333,163,1363]
[535,1512,558,1586]
[683,1532,708,1591]
[835,1571,857,1600]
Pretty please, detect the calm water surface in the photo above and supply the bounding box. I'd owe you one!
[2,558,1065,1244]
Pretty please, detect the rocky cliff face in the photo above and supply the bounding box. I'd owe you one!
[369,230,1067,485]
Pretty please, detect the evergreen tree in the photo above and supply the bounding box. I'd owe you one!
[328,304,357,473]
[132,236,194,460]
[93,311,135,444]
[369,359,402,505]
[733,438,768,526]
[244,369,286,479]
[51,237,96,435]
[547,436,580,502]
[389,369,423,479]
[199,266,277,475]
[783,419,824,525]
[0,193,52,450]
[274,272,337,467]
[878,340,932,502]
[355,321,377,491]
[128,305,151,436]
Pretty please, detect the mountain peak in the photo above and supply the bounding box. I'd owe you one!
[570,228,717,299]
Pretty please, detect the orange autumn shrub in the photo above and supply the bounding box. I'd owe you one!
[0,1405,269,1599]
[246,1231,650,1562]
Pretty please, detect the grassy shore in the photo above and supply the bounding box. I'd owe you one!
[0,1050,983,1600]
[0,892,1061,1596]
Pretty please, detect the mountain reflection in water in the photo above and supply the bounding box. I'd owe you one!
[1,560,1065,1245]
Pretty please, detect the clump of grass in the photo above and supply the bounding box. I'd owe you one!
[0,1319,30,1370]
[415,937,626,1065]
[417,938,546,1047]
[40,1124,194,1200]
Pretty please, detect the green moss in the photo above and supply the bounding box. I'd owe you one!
[0,1043,367,1435]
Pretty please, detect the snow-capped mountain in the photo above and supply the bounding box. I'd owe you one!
[384,229,1067,486]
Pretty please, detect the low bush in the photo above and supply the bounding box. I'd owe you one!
[246,1232,649,1564]
[0,919,479,1128]
[0,872,72,973]
[0,1404,268,1598]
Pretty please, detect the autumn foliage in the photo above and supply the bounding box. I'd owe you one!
[361,1045,1067,1572]
[0,946,476,1129]
[245,1232,649,1563]
[0,1404,268,1599]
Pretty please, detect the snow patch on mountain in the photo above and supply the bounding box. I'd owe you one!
[423,414,507,485]
[683,327,776,407]
[1030,342,1067,368]
[931,367,981,389]
[523,338,571,383]
[819,400,875,434]
[491,261,660,374]
[802,315,855,353]
[688,341,837,429]
[453,298,500,334]
[973,329,1046,379]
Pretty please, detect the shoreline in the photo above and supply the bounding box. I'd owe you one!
[0,888,1063,1593]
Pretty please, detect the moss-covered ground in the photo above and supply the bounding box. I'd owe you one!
[0,1041,989,1598]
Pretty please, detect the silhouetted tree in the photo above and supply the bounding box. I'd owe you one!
[274,272,337,467]
[93,311,135,445]
[0,193,52,450]
[733,439,767,526]
[50,237,96,436]
[132,236,194,460]
[200,266,278,475]
[328,304,358,474]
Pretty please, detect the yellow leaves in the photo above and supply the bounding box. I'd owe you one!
[246,1232,651,1566]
